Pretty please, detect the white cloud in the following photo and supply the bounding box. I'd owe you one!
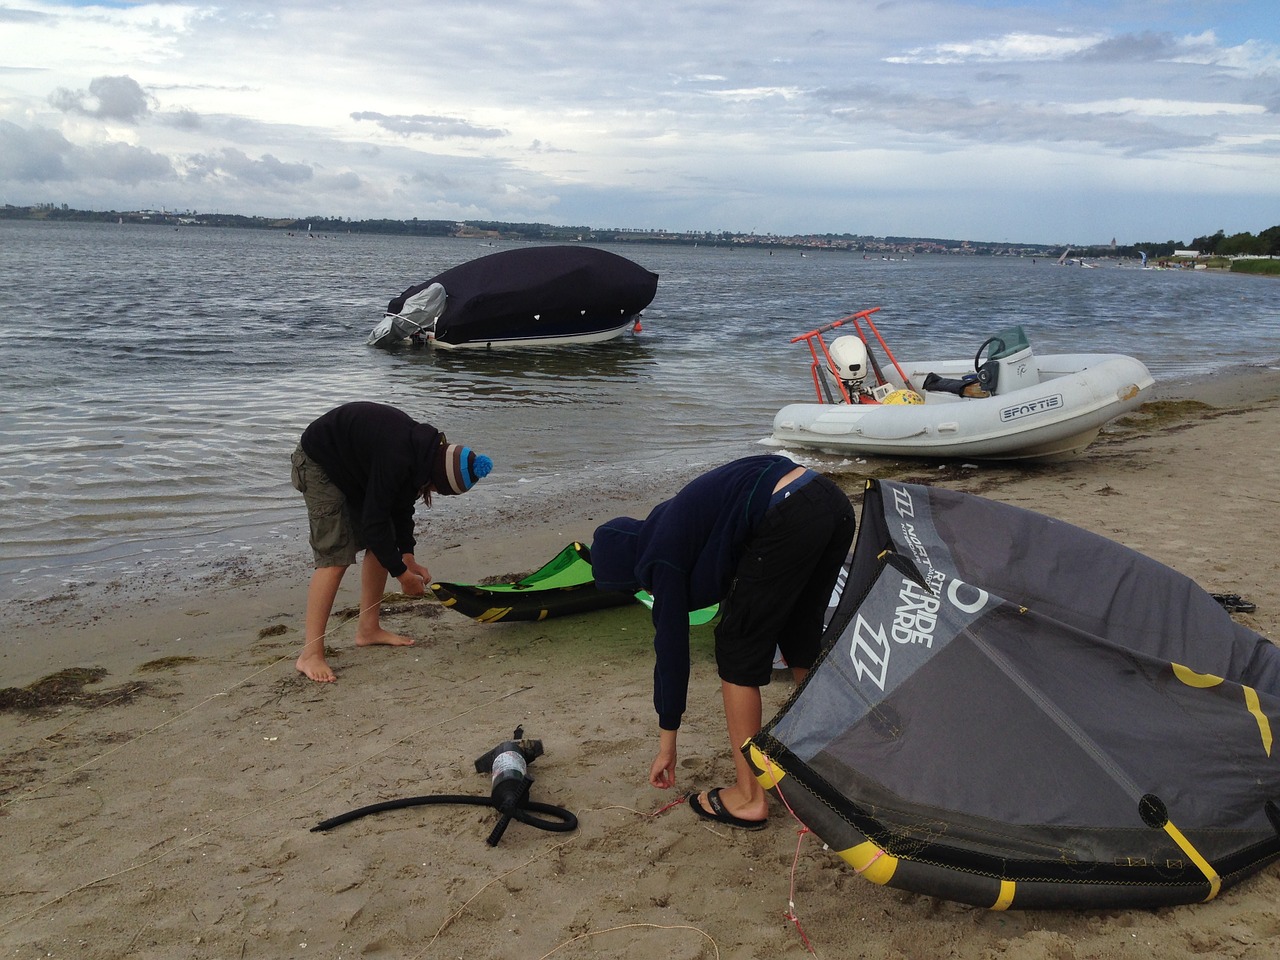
[888,31,1103,65]
[350,112,508,140]
[1063,98,1266,118]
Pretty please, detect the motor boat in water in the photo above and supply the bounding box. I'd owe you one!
[770,308,1154,462]
[368,244,659,350]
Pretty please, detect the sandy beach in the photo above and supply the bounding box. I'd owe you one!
[3,369,1280,960]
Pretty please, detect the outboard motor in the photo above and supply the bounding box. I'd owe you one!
[368,282,448,348]
[828,335,869,395]
[396,282,447,343]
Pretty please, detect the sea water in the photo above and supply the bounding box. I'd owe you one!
[2,220,1278,606]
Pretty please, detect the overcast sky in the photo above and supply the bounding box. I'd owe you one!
[2,0,1277,244]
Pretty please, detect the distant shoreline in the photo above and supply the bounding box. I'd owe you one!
[0,204,1149,260]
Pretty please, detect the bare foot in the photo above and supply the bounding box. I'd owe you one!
[296,650,337,682]
[355,626,416,648]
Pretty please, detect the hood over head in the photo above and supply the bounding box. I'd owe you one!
[590,516,644,592]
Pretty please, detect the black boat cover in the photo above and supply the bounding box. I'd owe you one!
[388,245,658,346]
[748,479,1280,909]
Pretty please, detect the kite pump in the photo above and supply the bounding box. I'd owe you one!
[474,733,547,845]
[311,728,577,846]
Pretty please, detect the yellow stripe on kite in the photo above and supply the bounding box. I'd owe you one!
[1173,664,1273,755]
[476,607,514,623]
[747,743,787,789]
[992,880,1016,911]
[1243,686,1273,756]
[837,840,898,885]
[1172,662,1223,688]
[1163,819,1222,901]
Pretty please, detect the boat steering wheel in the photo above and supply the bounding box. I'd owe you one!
[974,337,1006,373]
[974,336,1006,392]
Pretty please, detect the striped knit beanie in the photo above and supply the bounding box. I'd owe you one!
[433,443,493,495]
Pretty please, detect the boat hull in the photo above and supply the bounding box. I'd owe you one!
[772,353,1153,461]
[428,315,637,350]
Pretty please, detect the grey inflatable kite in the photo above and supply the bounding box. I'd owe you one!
[748,479,1280,909]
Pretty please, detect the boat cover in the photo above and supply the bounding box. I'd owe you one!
[748,479,1280,909]
[388,245,658,346]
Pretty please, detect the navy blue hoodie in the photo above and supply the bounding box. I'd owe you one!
[591,455,796,730]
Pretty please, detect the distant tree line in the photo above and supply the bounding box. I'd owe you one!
[1097,226,1280,258]
[3,204,1277,257]
[1187,227,1280,256]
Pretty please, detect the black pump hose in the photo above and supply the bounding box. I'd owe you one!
[310,793,578,835]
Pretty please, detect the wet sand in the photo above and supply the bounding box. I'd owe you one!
[2,368,1279,959]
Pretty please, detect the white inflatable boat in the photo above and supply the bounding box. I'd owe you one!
[770,311,1154,462]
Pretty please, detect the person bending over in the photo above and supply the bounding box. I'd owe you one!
[290,401,491,682]
[591,455,856,829]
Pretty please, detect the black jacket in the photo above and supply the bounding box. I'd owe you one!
[300,402,441,576]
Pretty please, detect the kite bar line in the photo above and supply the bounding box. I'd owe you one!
[535,923,722,960]
[757,750,817,954]
[651,794,688,816]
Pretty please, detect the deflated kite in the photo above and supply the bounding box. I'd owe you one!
[748,479,1280,909]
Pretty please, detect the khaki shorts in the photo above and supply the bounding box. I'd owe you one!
[291,445,361,568]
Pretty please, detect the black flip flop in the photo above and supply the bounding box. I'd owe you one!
[1211,593,1257,614]
[687,787,767,831]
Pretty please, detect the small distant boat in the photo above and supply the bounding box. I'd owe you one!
[369,245,658,350]
[770,309,1154,462]
[1057,248,1095,268]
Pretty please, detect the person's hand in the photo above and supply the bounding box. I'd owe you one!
[649,729,677,789]
[403,554,432,586]
[397,570,426,597]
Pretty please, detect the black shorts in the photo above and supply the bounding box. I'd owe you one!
[714,474,857,687]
